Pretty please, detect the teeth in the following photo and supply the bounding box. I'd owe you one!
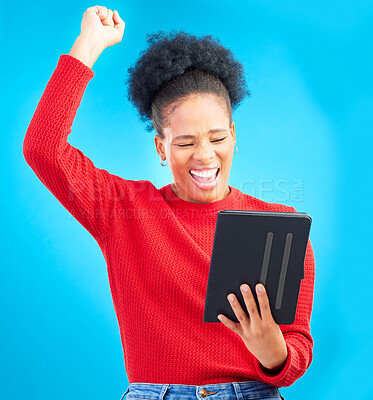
[190,168,218,177]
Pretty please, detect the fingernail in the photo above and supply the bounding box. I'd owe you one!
[242,284,249,292]
[257,284,264,292]
[228,294,235,302]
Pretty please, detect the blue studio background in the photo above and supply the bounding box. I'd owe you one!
[2,0,372,399]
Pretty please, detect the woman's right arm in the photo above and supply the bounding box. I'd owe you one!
[69,6,125,69]
[23,6,129,241]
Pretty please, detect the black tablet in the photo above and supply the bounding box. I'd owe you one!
[203,210,312,325]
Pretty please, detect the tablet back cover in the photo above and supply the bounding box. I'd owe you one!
[203,210,311,325]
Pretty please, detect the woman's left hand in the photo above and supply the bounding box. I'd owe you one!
[218,283,288,371]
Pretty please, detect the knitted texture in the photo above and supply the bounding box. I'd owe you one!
[23,54,315,388]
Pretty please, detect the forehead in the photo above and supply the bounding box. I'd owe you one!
[164,94,229,138]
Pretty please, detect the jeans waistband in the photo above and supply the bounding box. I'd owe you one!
[120,381,281,400]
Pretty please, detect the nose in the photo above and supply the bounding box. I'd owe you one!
[193,141,215,163]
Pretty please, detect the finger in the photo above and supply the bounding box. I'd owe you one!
[255,283,275,324]
[86,6,99,13]
[96,5,108,19]
[240,283,261,321]
[227,293,250,326]
[85,6,100,16]
[217,313,242,335]
[113,10,125,31]
[102,9,114,27]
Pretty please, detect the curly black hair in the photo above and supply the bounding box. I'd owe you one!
[126,30,250,138]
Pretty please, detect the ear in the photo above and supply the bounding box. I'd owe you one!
[230,121,236,145]
[154,134,166,161]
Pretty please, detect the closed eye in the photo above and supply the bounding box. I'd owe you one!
[177,138,226,148]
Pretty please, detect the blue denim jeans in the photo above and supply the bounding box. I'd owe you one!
[119,381,285,400]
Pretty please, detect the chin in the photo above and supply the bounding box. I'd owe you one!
[189,186,225,203]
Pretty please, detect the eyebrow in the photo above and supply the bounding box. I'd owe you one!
[173,129,228,140]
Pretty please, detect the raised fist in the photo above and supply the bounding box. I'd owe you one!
[80,5,125,51]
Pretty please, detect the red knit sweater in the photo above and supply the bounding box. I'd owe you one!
[23,54,315,388]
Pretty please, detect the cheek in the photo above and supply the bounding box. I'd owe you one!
[220,150,234,171]
[220,147,233,161]
[169,151,189,174]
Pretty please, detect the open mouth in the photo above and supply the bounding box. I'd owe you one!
[189,168,220,189]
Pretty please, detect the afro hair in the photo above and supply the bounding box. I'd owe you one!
[126,30,250,134]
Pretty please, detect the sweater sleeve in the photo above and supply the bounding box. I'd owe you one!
[23,54,135,241]
[252,206,315,387]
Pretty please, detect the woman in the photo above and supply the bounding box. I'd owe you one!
[23,5,315,400]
